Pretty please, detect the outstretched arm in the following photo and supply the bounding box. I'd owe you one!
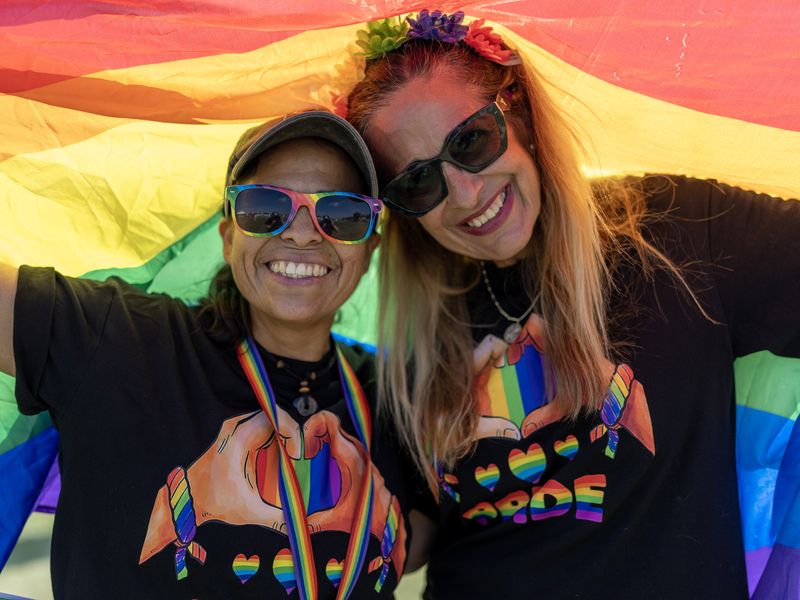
[0,263,18,377]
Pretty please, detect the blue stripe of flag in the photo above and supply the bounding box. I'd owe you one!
[0,426,59,568]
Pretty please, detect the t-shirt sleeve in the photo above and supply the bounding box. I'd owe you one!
[704,182,800,359]
[15,266,119,417]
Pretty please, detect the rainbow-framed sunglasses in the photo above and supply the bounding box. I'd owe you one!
[224,185,383,244]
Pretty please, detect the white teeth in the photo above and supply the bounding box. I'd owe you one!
[467,187,508,228]
[268,261,329,278]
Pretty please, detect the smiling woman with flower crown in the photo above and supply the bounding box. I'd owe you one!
[346,9,800,599]
[0,111,428,599]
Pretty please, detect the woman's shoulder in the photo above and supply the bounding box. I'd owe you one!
[610,173,790,218]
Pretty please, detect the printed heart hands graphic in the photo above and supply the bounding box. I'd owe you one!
[139,408,382,563]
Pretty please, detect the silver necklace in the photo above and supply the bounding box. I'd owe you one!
[480,260,536,344]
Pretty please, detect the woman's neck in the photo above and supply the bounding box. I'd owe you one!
[249,312,333,362]
[491,244,532,268]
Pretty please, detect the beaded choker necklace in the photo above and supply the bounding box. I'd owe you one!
[260,347,338,416]
[479,260,536,343]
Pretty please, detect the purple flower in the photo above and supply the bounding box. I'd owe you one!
[407,9,468,43]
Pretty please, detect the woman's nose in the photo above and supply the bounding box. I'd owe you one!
[280,206,323,246]
[441,162,484,209]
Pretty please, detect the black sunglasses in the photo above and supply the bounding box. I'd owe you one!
[380,101,508,216]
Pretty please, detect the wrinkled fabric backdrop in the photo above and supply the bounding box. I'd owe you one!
[1,2,799,597]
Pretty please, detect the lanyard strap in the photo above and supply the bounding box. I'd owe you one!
[237,335,374,600]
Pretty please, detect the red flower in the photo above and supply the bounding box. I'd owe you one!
[464,19,512,63]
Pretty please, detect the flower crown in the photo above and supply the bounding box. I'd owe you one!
[355,9,521,66]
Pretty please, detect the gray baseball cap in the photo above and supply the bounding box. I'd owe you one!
[226,111,379,198]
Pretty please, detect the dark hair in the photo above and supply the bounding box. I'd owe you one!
[198,260,250,345]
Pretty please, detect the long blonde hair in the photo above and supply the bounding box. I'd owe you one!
[347,40,687,491]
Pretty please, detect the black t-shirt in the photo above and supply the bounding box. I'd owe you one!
[13,269,413,599]
[421,177,800,599]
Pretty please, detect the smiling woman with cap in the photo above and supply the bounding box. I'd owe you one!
[0,111,422,599]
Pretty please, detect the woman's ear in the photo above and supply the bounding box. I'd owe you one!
[219,217,234,265]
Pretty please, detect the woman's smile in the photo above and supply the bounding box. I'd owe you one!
[267,259,331,278]
[462,185,508,228]
[370,77,541,262]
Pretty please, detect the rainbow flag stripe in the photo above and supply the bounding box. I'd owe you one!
[1,5,799,598]
[334,345,374,599]
[336,347,372,451]
[485,339,548,427]
[530,480,573,521]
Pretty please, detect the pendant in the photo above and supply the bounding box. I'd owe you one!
[293,394,319,417]
[503,322,522,344]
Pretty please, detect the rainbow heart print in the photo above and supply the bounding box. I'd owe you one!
[233,553,260,584]
[508,443,546,483]
[474,463,500,491]
[326,558,343,587]
[272,548,297,594]
[554,435,579,460]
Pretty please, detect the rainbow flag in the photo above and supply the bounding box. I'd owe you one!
[1,2,799,596]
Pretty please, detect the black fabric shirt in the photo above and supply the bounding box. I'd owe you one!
[13,270,412,599]
[422,177,800,599]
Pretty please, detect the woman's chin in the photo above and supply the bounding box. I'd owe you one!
[443,221,535,263]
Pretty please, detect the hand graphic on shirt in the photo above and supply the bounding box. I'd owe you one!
[139,408,404,567]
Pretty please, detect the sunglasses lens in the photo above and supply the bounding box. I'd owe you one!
[385,164,443,213]
[315,195,373,242]
[449,112,502,167]
[234,188,292,234]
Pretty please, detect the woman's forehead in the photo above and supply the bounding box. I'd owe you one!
[370,83,485,167]
[247,139,365,194]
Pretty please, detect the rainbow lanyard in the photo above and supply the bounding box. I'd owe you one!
[237,335,374,600]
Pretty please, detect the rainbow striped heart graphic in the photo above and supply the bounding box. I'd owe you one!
[272,548,297,595]
[474,463,500,491]
[232,553,259,584]
[326,558,343,587]
[508,443,546,483]
[554,435,579,460]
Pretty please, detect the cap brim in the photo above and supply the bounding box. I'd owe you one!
[229,112,379,199]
